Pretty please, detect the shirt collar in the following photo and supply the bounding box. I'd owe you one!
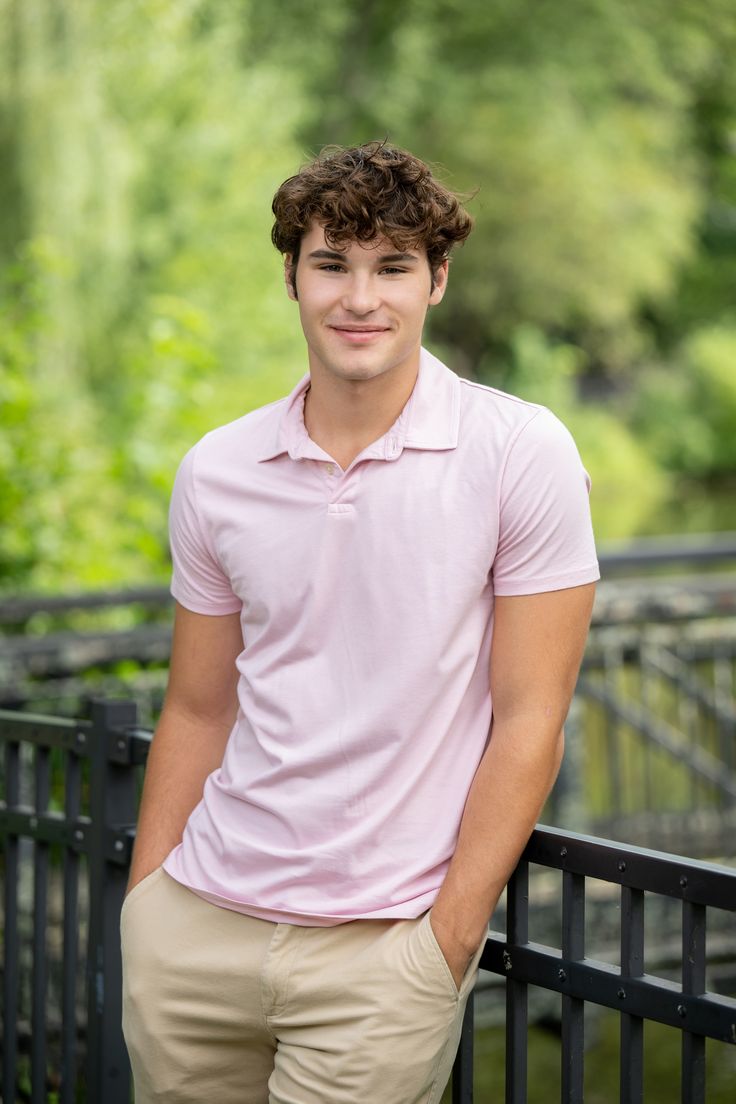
[256,346,461,463]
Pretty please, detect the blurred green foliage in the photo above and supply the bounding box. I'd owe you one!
[2,0,736,593]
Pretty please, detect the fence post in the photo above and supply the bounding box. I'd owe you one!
[86,699,139,1104]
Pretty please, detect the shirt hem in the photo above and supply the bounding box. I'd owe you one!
[493,564,600,596]
[170,586,242,616]
[162,861,436,926]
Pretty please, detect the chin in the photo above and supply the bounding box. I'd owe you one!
[340,365,393,382]
[324,355,391,381]
[340,359,386,375]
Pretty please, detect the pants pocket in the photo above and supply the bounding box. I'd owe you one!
[414,910,461,1000]
[121,865,164,918]
[422,910,485,999]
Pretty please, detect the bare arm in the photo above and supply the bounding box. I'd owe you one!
[126,602,243,894]
[430,582,596,985]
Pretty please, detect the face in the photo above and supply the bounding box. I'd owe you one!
[285,223,448,386]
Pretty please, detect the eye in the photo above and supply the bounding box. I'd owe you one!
[380,266,408,275]
[318,263,346,273]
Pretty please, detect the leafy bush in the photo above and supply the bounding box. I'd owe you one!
[632,323,736,478]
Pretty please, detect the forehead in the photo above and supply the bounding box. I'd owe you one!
[299,222,425,260]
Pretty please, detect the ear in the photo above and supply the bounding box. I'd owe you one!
[284,255,298,301]
[428,259,449,306]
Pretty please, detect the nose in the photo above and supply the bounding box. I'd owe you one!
[340,274,380,315]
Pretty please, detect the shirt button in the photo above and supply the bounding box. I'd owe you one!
[325,463,336,475]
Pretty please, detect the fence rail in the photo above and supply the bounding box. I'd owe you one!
[477,828,736,1104]
[1,703,735,1103]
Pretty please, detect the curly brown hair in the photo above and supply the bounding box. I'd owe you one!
[271,141,473,277]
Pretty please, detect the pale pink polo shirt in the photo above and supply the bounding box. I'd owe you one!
[162,347,599,924]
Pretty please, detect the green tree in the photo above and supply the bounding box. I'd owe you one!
[1,0,307,589]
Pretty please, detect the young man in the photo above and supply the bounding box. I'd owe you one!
[121,141,599,1104]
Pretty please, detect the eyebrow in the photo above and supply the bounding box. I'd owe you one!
[307,249,420,264]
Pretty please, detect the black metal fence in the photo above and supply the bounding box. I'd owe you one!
[1,700,150,1104]
[475,827,736,1104]
[1,703,735,1103]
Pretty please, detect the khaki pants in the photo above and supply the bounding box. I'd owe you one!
[121,868,484,1104]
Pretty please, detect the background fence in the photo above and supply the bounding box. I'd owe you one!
[1,700,150,1104]
[1,701,735,1103]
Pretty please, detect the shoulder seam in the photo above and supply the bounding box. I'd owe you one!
[458,377,545,411]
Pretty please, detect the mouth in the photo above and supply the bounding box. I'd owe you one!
[329,325,390,343]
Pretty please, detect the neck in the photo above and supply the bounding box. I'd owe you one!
[303,353,420,469]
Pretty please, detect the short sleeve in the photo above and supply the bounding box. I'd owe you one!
[492,408,600,595]
[168,445,243,615]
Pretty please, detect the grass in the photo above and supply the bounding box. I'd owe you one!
[441,1015,736,1102]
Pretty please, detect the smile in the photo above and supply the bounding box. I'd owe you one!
[329,327,389,343]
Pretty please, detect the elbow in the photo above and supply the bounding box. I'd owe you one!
[555,727,565,769]
[548,728,565,791]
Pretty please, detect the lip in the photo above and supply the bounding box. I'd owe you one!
[329,326,390,344]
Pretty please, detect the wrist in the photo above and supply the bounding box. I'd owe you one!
[430,900,489,955]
